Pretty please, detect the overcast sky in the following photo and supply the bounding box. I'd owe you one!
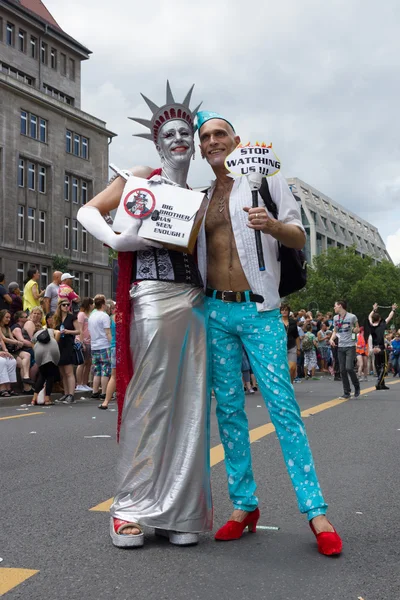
[46,0,400,264]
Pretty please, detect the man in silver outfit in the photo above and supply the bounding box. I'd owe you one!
[78,83,212,548]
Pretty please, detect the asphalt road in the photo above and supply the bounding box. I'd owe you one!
[1,375,399,600]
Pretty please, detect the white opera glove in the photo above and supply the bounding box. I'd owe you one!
[77,206,161,252]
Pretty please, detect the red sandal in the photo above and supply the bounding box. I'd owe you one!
[309,520,342,556]
[215,508,260,541]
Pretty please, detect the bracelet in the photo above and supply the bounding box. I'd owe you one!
[107,173,120,187]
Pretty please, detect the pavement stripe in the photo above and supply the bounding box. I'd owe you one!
[0,412,45,422]
[90,381,400,512]
[0,568,39,596]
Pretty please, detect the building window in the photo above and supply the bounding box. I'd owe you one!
[72,178,78,203]
[40,266,48,289]
[28,163,36,190]
[73,134,80,156]
[69,58,75,80]
[81,137,89,159]
[17,263,25,289]
[39,211,46,244]
[66,130,72,153]
[50,48,57,69]
[6,23,14,46]
[18,206,25,240]
[30,114,37,138]
[30,36,37,59]
[84,273,90,297]
[28,208,35,242]
[82,227,87,253]
[18,29,26,52]
[20,110,27,135]
[41,42,47,64]
[72,219,78,250]
[64,218,70,249]
[38,166,46,193]
[18,159,25,187]
[81,181,88,205]
[64,175,70,201]
[39,119,47,143]
[43,83,74,106]
[60,53,67,75]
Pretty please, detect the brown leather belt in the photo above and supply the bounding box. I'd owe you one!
[206,288,264,303]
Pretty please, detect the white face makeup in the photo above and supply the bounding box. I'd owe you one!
[157,119,194,168]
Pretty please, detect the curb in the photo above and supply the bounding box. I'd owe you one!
[0,391,93,409]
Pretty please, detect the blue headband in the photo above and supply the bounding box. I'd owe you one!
[195,110,235,133]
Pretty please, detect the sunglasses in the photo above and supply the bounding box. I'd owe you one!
[60,303,70,307]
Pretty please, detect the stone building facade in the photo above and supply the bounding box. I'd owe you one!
[0,0,115,296]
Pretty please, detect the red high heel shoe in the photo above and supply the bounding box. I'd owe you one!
[309,519,342,556]
[215,508,260,541]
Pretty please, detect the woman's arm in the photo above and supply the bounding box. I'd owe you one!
[64,319,81,336]
[14,326,33,347]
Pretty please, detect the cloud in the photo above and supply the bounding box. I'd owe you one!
[45,0,400,246]
[386,229,400,265]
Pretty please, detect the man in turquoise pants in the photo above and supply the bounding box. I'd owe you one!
[195,110,342,556]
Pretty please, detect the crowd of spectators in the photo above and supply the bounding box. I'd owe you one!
[0,271,115,409]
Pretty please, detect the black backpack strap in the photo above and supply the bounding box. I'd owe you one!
[259,178,278,220]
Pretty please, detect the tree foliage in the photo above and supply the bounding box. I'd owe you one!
[287,247,400,326]
[51,254,69,273]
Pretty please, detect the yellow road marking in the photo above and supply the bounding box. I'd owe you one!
[89,381,400,512]
[0,568,39,596]
[0,412,45,421]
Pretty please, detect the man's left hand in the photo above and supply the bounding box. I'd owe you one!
[243,207,276,235]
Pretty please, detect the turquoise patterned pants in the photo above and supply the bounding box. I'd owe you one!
[206,294,327,520]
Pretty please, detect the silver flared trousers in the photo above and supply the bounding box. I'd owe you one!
[111,281,213,532]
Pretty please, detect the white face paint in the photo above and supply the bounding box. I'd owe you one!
[157,119,194,169]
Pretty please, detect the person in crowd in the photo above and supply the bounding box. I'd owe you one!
[7,282,23,322]
[53,299,80,404]
[88,295,111,400]
[391,331,400,377]
[11,310,38,382]
[43,271,62,314]
[0,333,18,397]
[75,298,94,392]
[325,331,335,375]
[280,303,300,383]
[302,323,318,378]
[46,312,55,329]
[330,300,360,399]
[58,273,80,313]
[99,300,116,409]
[24,307,44,338]
[23,268,44,313]
[0,273,12,311]
[366,303,397,390]
[356,326,368,381]
[317,321,330,373]
[241,348,254,394]
[78,83,212,548]
[0,309,33,394]
[31,327,60,406]
[197,110,341,555]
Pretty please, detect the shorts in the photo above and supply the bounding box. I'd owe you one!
[110,347,116,370]
[83,343,91,361]
[91,348,111,378]
[287,346,297,363]
[304,350,317,369]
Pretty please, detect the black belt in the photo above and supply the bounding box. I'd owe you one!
[206,288,264,303]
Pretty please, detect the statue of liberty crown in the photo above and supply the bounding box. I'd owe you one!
[129,81,202,143]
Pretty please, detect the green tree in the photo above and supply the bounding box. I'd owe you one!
[287,247,400,324]
[51,254,69,272]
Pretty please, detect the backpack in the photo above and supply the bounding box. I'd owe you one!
[258,179,307,297]
[302,333,315,352]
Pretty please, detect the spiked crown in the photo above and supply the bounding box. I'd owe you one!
[129,81,202,143]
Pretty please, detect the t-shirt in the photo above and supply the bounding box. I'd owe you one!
[0,284,10,310]
[77,311,91,345]
[333,312,358,347]
[284,318,299,350]
[88,311,111,350]
[302,332,316,352]
[392,339,400,356]
[32,329,60,366]
[44,282,59,312]
[370,320,386,349]
[58,283,79,304]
